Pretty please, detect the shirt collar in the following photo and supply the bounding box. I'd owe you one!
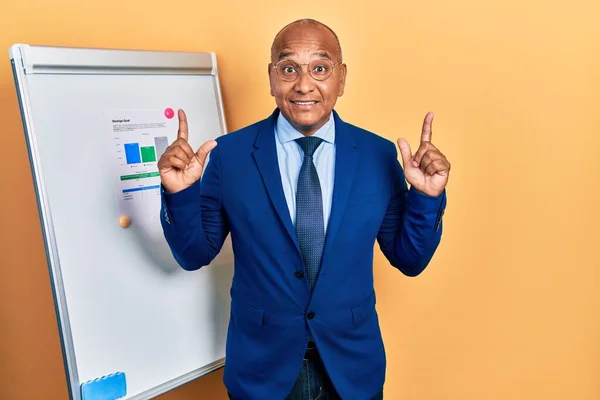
[275,112,335,145]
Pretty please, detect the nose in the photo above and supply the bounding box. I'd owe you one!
[293,67,315,94]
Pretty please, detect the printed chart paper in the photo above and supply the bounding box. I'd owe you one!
[104,108,177,226]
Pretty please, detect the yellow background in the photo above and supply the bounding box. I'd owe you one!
[1,0,599,399]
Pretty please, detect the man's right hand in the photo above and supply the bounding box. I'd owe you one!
[158,109,217,194]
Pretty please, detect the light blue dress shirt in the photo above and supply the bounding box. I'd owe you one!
[274,113,336,232]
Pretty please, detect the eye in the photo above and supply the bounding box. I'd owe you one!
[311,62,331,77]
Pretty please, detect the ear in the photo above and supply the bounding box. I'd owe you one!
[338,63,347,97]
[268,63,275,97]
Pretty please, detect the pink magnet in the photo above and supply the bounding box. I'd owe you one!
[164,108,175,119]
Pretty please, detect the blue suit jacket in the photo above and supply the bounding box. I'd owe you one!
[161,109,446,399]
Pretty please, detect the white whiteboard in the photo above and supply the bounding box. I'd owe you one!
[10,44,233,400]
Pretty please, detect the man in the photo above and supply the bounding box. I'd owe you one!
[158,19,450,400]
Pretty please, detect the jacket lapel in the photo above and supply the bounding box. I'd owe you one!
[322,111,359,258]
[251,110,301,254]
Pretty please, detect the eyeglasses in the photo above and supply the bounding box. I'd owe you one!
[273,59,341,82]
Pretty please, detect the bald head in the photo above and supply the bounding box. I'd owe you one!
[270,19,343,63]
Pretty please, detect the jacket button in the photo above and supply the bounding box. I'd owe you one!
[294,271,304,279]
[307,312,315,320]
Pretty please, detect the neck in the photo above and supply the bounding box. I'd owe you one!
[282,112,332,137]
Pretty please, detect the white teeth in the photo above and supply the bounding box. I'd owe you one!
[293,101,316,105]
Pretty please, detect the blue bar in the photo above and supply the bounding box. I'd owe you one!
[123,185,160,193]
[124,143,141,164]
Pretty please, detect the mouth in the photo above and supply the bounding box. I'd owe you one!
[290,100,319,107]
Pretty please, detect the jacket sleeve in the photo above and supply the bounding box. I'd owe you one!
[160,144,230,271]
[376,143,446,276]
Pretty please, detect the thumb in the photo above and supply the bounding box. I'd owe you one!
[195,140,218,166]
[397,138,413,168]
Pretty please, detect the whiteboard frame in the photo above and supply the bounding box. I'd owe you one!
[9,44,228,400]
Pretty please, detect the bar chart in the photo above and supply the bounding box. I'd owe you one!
[124,136,169,165]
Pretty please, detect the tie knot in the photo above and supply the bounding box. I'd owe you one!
[295,136,323,157]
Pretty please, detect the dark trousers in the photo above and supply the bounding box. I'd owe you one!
[228,346,384,400]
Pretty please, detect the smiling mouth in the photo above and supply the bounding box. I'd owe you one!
[290,100,318,106]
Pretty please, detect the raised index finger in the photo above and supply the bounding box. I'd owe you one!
[421,112,434,143]
[177,109,189,141]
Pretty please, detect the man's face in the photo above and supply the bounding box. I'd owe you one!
[268,24,347,136]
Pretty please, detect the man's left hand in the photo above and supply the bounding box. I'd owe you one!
[397,112,451,197]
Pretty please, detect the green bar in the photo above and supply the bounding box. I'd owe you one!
[141,146,157,162]
[120,172,160,181]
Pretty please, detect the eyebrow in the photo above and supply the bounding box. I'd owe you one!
[278,51,296,61]
[277,50,333,62]
[314,52,332,61]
